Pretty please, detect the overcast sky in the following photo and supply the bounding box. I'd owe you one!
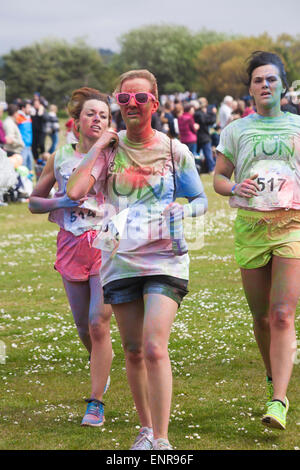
[1,0,299,56]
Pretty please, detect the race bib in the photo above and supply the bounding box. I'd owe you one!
[248,160,294,210]
[63,197,103,234]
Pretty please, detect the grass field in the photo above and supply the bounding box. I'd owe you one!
[0,174,299,451]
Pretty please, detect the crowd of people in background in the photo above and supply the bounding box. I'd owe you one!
[0,93,60,204]
[1,85,300,206]
[111,86,300,176]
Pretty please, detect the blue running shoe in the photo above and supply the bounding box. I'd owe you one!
[81,399,105,427]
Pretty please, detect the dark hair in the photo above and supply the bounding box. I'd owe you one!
[245,98,253,107]
[20,100,31,109]
[183,103,194,113]
[7,104,19,116]
[68,87,111,124]
[246,51,288,97]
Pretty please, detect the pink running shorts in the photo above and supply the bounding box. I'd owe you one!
[54,229,102,282]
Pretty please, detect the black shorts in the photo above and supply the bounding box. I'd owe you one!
[103,275,189,306]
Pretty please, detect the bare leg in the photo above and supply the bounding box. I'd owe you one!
[241,257,300,402]
[62,276,113,401]
[143,293,178,440]
[268,256,300,401]
[62,278,91,353]
[240,261,272,377]
[113,299,152,428]
[88,275,113,401]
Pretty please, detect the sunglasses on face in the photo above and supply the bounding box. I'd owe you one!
[115,92,156,106]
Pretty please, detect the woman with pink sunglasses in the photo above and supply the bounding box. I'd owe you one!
[67,70,207,450]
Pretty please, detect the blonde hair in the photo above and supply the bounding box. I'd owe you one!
[49,104,58,113]
[114,69,158,100]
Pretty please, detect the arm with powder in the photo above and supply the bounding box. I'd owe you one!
[67,129,118,200]
[29,154,82,213]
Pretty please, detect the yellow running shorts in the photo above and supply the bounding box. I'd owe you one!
[234,208,300,269]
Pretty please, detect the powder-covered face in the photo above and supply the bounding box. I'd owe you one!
[119,77,158,131]
[249,64,284,111]
[78,99,110,140]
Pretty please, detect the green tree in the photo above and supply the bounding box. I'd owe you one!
[193,34,277,103]
[275,34,300,87]
[193,33,300,103]
[0,39,115,107]
[115,25,235,93]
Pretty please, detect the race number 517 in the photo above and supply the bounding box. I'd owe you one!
[257,177,286,192]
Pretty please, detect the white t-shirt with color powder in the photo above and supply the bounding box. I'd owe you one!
[91,130,206,286]
[216,112,300,211]
[49,144,110,236]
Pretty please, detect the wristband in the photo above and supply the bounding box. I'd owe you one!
[230,183,238,196]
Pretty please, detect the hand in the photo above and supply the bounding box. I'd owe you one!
[38,105,44,116]
[95,128,119,150]
[162,202,184,222]
[233,174,259,198]
[194,123,200,131]
[57,194,87,209]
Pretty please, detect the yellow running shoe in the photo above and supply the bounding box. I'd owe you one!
[262,399,289,430]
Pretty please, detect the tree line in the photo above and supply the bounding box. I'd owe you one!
[1,26,300,108]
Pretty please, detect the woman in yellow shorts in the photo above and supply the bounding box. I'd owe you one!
[214,51,300,430]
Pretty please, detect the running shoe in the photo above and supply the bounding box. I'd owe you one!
[153,438,173,450]
[81,399,105,427]
[130,427,153,450]
[265,376,289,408]
[266,376,290,411]
[262,398,289,430]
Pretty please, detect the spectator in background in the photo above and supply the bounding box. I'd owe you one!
[33,92,48,108]
[0,147,18,207]
[16,100,34,173]
[177,102,199,155]
[242,98,256,117]
[110,102,124,132]
[231,108,244,121]
[173,99,183,120]
[161,101,177,138]
[280,94,298,114]
[287,89,300,114]
[113,109,126,132]
[172,100,183,138]
[237,99,246,116]
[151,108,163,131]
[231,100,238,113]
[194,97,216,174]
[3,104,24,157]
[31,98,48,161]
[211,124,221,160]
[0,105,13,148]
[65,117,78,144]
[46,104,60,153]
[219,95,234,129]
